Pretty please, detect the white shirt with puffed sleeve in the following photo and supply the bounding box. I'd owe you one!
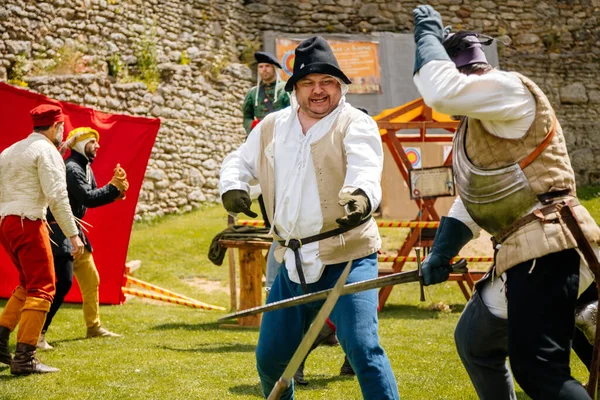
[0,133,78,238]
[220,96,383,284]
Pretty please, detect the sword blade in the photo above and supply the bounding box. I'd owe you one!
[267,260,353,400]
[220,261,468,322]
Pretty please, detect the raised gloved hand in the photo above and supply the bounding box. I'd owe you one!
[110,163,129,198]
[222,189,258,218]
[413,5,452,74]
[422,216,473,286]
[336,189,371,228]
[414,5,446,43]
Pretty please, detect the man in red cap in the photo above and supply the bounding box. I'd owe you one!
[0,104,84,375]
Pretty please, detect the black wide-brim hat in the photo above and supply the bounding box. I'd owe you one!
[284,36,351,92]
[254,51,282,69]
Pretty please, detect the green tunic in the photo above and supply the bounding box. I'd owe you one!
[242,82,290,134]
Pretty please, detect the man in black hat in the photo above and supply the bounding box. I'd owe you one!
[220,36,399,399]
[412,5,600,399]
[242,51,290,134]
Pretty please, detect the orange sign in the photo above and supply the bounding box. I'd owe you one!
[276,37,382,94]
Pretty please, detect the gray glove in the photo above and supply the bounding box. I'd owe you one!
[221,190,258,218]
[413,5,452,74]
[414,5,447,43]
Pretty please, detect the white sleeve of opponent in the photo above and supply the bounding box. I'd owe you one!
[414,60,536,139]
[448,196,482,239]
[37,146,78,238]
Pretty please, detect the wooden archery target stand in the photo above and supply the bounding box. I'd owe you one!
[374,98,469,309]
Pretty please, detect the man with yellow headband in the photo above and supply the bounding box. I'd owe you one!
[37,127,129,349]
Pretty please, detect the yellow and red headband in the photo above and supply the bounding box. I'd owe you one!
[65,127,100,149]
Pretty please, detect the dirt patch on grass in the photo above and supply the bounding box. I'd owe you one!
[185,277,230,294]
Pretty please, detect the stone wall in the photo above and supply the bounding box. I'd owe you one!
[1,0,598,221]
[0,0,258,220]
[248,0,600,185]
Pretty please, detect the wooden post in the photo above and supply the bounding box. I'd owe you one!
[227,215,238,312]
[238,247,265,327]
[228,248,238,312]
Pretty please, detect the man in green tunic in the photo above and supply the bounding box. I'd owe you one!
[242,51,290,134]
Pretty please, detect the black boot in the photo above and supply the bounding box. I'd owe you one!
[340,356,355,376]
[293,360,308,385]
[314,323,337,348]
[319,325,339,346]
[0,325,11,365]
[10,343,59,375]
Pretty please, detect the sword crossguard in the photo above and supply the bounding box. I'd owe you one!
[448,259,468,274]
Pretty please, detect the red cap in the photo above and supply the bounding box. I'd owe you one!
[30,104,64,127]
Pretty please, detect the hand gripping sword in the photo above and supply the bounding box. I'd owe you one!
[267,260,353,400]
[219,259,468,322]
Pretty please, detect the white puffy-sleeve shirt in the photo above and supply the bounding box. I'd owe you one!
[0,133,78,238]
[220,98,383,284]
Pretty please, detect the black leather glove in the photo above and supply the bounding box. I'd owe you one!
[422,216,473,286]
[336,189,371,228]
[221,190,258,218]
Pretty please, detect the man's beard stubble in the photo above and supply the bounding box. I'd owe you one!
[85,148,96,162]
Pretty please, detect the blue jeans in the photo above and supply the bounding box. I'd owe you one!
[255,253,399,399]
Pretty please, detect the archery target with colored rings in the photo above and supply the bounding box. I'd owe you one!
[282,50,295,77]
[405,147,421,168]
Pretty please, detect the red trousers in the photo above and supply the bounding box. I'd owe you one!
[0,216,56,303]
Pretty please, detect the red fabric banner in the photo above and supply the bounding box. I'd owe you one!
[0,82,160,304]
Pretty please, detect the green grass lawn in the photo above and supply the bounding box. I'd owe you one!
[1,187,599,399]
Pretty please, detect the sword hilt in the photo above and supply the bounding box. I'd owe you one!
[448,258,468,274]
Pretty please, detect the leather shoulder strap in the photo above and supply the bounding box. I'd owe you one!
[519,113,557,170]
